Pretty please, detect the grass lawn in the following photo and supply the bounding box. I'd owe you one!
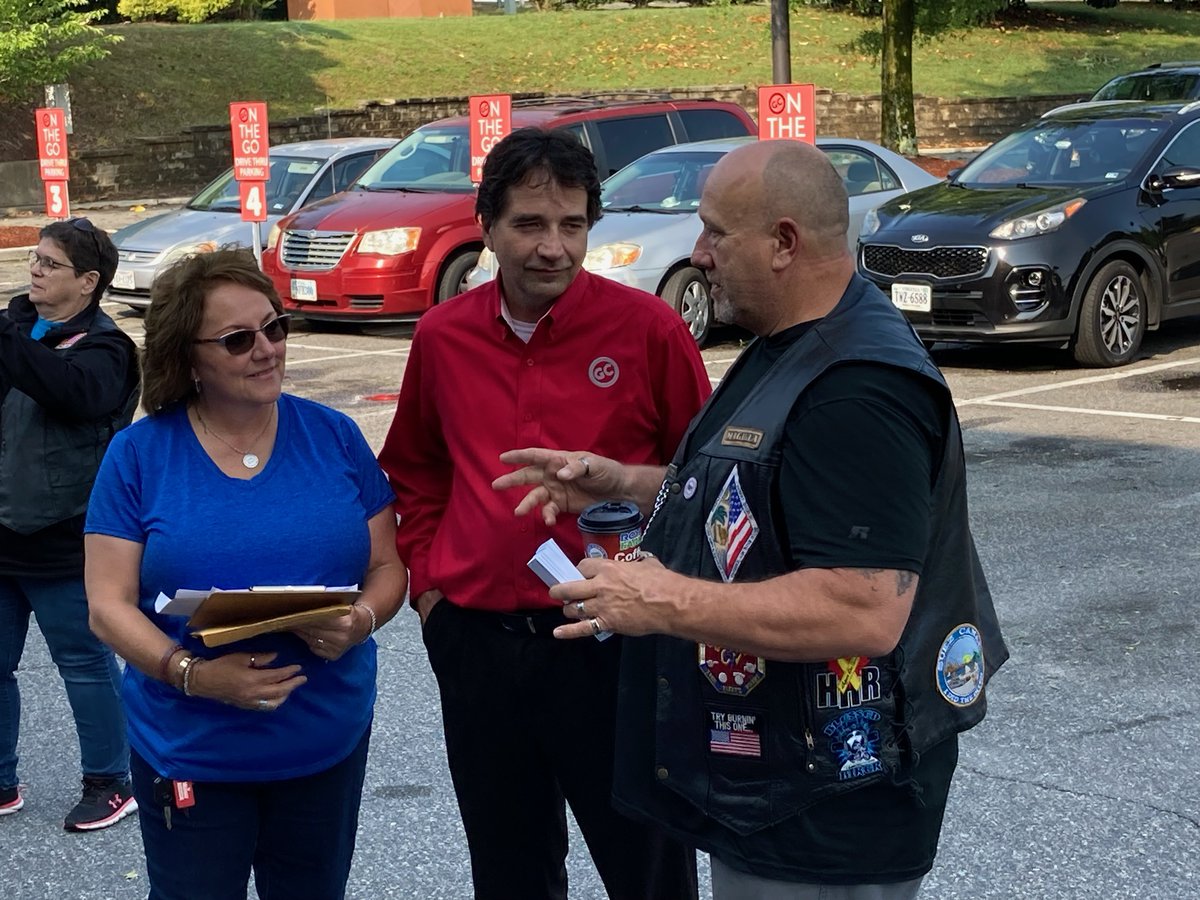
[56,2,1200,149]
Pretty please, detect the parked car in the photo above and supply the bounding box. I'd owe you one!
[261,96,757,323]
[1091,62,1200,103]
[857,101,1200,367]
[105,138,396,310]
[467,135,941,344]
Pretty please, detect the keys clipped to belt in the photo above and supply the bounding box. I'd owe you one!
[151,777,195,830]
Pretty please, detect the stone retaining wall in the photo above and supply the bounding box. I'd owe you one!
[36,87,1084,205]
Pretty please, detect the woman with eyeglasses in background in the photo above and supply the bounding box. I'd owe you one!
[0,218,140,832]
[84,249,406,900]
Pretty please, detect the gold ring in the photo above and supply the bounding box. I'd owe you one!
[589,617,602,636]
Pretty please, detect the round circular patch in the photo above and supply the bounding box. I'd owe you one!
[935,623,985,706]
[588,356,619,388]
[683,477,697,500]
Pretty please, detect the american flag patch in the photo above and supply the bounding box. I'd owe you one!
[708,709,763,758]
[705,466,758,583]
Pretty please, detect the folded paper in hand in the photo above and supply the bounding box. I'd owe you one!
[527,540,610,641]
[154,585,360,648]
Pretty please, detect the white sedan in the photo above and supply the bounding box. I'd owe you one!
[468,135,942,344]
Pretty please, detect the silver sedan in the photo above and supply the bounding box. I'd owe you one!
[468,135,942,344]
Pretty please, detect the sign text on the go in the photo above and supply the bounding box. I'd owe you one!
[469,94,512,184]
[757,84,817,144]
[35,107,70,219]
[229,101,270,182]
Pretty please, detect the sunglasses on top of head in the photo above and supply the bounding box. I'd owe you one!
[194,315,292,355]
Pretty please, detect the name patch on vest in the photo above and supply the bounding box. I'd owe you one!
[707,707,763,759]
[720,426,763,449]
[815,657,881,710]
[935,623,985,707]
[824,708,884,782]
[706,466,758,583]
[54,332,86,350]
[699,643,766,697]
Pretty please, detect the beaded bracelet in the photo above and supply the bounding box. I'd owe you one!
[356,604,378,645]
[157,643,184,683]
[178,657,202,700]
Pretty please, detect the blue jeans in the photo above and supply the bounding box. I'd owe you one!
[0,574,130,788]
[130,727,370,900]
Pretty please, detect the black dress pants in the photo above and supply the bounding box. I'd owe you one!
[422,601,698,900]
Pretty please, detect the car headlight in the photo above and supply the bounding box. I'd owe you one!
[266,223,282,251]
[582,243,642,271]
[989,198,1086,241]
[161,241,219,265]
[860,208,881,238]
[358,227,422,256]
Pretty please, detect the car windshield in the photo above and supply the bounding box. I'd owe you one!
[188,156,323,213]
[955,119,1165,187]
[355,126,474,192]
[602,150,725,212]
[1093,72,1200,102]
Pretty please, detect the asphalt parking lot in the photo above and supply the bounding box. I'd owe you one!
[3,221,1200,897]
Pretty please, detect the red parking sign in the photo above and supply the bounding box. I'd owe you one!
[44,181,70,220]
[230,102,269,181]
[239,181,268,222]
[757,84,817,144]
[36,108,70,181]
[470,94,511,184]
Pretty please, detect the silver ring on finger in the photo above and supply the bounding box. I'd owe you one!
[589,617,602,636]
[580,456,591,478]
[316,638,325,645]
[576,600,586,617]
[257,699,272,711]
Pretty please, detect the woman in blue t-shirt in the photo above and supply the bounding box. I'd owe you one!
[84,249,407,900]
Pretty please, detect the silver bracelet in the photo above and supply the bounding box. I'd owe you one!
[181,656,202,697]
[356,604,378,645]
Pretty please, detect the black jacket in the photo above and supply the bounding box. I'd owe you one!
[0,294,139,575]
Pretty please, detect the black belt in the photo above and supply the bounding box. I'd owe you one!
[489,607,571,638]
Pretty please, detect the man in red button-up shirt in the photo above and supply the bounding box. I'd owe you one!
[380,129,710,899]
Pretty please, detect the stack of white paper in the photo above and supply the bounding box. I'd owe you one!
[527,539,610,641]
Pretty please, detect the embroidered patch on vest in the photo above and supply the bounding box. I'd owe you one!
[698,643,766,696]
[824,708,884,782]
[54,333,86,350]
[720,426,763,449]
[935,623,985,707]
[705,466,757,583]
[707,707,763,759]
[815,657,882,710]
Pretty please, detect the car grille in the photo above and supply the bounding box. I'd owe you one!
[861,245,989,279]
[280,231,355,270]
[116,249,159,264]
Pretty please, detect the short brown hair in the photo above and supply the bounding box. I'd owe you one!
[141,249,282,414]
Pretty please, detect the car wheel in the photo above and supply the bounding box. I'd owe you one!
[662,266,712,346]
[436,250,480,303]
[1072,260,1146,367]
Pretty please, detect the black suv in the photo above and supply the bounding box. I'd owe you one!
[857,101,1200,366]
[1092,62,1200,103]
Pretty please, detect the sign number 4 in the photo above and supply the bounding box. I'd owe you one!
[239,180,267,223]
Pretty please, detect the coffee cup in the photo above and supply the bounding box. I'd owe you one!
[577,500,643,563]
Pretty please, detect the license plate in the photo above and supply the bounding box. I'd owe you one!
[290,278,318,303]
[111,269,135,291]
[891,282,932,313]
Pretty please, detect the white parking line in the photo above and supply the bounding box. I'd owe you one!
[966,399,1200,425]
[960,356,1200,404]
[288,347,411,365]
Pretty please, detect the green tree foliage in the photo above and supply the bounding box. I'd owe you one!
[0,0,119,101]
[117,0,274,24]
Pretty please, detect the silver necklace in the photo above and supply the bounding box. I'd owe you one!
[194,405,275,470]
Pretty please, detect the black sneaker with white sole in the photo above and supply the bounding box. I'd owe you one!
[0,784,23,816]
[63,776,138,832]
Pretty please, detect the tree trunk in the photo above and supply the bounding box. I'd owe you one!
[881,0,918,156]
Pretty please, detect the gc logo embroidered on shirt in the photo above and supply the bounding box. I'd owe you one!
[588,356,619,388]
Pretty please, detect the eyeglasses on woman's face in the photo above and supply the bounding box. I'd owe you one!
[28,250,81,275]
[193,314,292,356]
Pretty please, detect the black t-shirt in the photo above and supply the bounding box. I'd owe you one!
[687,322,961,883]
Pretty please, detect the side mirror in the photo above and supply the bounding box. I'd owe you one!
[1154,166,1200,190]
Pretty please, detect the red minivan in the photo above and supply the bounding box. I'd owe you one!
[262,96,756,322]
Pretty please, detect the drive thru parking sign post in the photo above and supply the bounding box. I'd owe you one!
[757,84,816,144]
[229,101,269,265]
[35,107,70,219]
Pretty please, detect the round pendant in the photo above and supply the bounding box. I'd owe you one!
[242,453,260,470]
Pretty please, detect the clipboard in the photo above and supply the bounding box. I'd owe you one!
[182,586,361,648]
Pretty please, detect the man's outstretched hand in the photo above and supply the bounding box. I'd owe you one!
[492,448,624,526]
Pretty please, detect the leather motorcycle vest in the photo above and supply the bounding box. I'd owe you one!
[613,275,1008,840]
